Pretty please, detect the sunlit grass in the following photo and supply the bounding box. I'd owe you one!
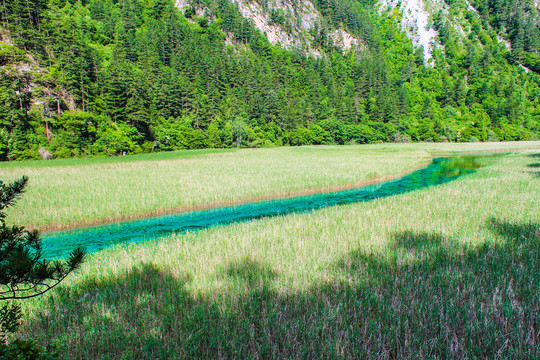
[1,142,538,231]
[15,148,540,358]
[0,145,430,231]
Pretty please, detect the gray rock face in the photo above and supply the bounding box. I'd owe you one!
[379,0,440,64]
[175,0,361,55]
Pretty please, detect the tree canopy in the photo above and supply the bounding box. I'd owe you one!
[0,0,538,160]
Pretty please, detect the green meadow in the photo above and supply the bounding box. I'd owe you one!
[1,145,429,231]
[2,142,540,358]
[1,142,537,231]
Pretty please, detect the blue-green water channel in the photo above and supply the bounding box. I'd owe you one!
[42,156,484,258]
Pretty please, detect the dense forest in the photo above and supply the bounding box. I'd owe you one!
[468,0,540,71]
[0,0,539,160]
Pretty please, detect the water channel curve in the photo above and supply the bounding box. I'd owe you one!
[42,155,489,258]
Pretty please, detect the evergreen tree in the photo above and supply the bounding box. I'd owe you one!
[0,176,85,339]
[0,0,539,157]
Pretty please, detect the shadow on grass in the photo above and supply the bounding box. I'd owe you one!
[527,154,540,177]
[528,163,540,177]
[528,167,540,178]
[21,220,540,359]
[225,257,277,288]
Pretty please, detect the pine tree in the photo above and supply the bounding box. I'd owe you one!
[0,176,85,340]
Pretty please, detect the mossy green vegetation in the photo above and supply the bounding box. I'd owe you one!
[10,144,540,358]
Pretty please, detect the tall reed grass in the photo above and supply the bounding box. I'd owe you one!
[15,149,540,359]
[2,142,537,231]
[0,146,428,230]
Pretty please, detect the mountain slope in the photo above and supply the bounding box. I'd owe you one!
[379,0,441,63]
[378,0,539,70]
[0,0,538,160]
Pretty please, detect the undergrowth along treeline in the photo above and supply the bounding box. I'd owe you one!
[0,0,539,161]
[16,149,540,358]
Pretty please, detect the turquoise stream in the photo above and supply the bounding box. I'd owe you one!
[42,156,484,258]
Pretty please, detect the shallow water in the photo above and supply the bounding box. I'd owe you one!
[42,156,485,258]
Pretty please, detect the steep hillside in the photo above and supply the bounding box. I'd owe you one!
[0,0,538,161]
[379,0,441,62]
[379,0,539,70]
[175,0,362,55]
[468,0,540,71]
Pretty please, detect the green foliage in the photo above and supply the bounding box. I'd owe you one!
[0,42,26,66]
[269,8,289,32]
[92,124,141,156]
[469,0,539,70]
[0,176,85,342]
[0,0,538,161]
[0,340,58,360]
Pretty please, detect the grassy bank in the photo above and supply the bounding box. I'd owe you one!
[1,142,538,231]
[16,149,540,358]
[0,146,429,231]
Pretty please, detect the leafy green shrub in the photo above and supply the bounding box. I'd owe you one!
[53,146,72,158]
[486,130,499,142]
[0,43,26,66]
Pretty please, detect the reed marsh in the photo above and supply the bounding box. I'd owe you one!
[10,144,540,358]
[1,142,538,232]
[0,146,429,231]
